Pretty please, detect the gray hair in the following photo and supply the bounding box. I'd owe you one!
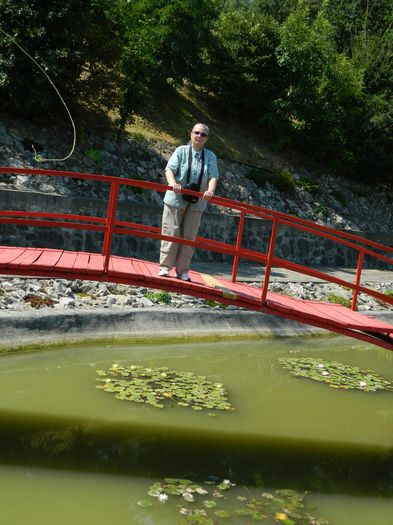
[192,123,210,135]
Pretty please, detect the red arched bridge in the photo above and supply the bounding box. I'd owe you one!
[1,167,393,351]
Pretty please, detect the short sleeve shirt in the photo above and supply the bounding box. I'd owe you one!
[163,145,219,211]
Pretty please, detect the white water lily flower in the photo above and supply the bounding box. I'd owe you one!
[317,364,324,368]
[111,363,119,369]
[182,492,195,502]
[105,378,112,383]
[195,488,208,495]
[222,479,231,485]
[179,507,189,515]
[158,493,168,503]
[359,381,367,387]
[321,371,329,376]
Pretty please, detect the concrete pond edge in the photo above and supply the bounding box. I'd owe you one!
[1,307,393,354]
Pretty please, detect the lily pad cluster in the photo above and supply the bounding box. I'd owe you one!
[278,357,393,392]
[137,477,329,524]
[96,364,234,412]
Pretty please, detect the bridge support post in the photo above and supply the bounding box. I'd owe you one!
[261,218,279,304]
[102,181,120,273]
[351,250,364,311]
[231,210,246,282]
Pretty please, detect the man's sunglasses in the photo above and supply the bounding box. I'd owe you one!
[193,131,207,137]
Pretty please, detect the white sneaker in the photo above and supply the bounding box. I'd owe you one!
[158,268,169,277]
[177,272,191,282]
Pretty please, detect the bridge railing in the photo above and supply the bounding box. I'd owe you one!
[0,167,392,311]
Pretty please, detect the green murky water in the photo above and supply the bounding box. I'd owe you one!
[0,336,392,447]
[0,465,392,525]
[0,336,392,523]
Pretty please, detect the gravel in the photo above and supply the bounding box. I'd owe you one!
[0,277,391,313]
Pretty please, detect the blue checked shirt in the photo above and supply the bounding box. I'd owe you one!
[163,145,219,211]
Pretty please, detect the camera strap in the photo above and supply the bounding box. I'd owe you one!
[185,145,205,187]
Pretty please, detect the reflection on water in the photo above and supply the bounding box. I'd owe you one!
[0,464,392,525]
[0,336,392,513]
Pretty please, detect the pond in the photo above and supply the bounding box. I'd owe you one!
[0,464,393,525]
[0,336,392,524]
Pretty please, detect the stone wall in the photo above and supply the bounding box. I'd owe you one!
[1,116,392,269]
[1,189,391,268]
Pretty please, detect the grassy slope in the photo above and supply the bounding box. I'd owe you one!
[123,84,287,170]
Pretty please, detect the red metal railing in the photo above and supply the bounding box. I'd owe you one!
[1,166,392,311]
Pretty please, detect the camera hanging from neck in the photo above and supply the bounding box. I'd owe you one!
[183,145,205,203]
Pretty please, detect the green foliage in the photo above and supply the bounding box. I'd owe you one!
[0,0,123,117]
[246,167,296,194]
[96,364,234,412]
[275,1,365,165]
[0,0,391,180]
[325,0,392,55]
[384,290,393,298]
[326,292,351,308]
[278,357,393,392]
[297,176,320,193]
[144,290,171,304]
[205,9,280,117]
[117,0,219,124]
[131,131,146,143]
[84,149,103,162]
[313,204,329,217]
[272,169,297,194]
[204,299,228,309]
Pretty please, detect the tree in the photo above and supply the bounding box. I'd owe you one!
[275,0,364,168]
[205,9,281,119]
[0,0,123,118]
[116,0,219,125]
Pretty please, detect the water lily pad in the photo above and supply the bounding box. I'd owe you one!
[137,499,152,508]
[137,477,329,524]
[96,364,234,412]
[278,357,393,393]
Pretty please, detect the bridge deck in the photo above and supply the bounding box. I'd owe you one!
[1,246,392,351]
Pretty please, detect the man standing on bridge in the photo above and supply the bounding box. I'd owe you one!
[158,123,219,282]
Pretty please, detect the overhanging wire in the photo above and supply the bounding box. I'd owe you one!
[0,26,76,162]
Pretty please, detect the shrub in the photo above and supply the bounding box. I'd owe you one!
[204,299,228,309]
[84,149,103,162]
[246,167,296,194]
[297,176,320,193]
[313,204,330,217]
[131,132,146,143]
[272,169,297,194]
[327,293,351,308]
[144,290,171,305]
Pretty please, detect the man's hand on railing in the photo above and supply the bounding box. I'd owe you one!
[203,190,214,200]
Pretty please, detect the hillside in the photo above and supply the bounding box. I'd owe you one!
[0,84,393,238]
[124,84,286,170]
